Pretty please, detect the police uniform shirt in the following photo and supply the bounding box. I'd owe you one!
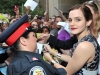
[7,51,60,75]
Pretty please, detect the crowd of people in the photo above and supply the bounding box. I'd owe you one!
[0,0,100,75]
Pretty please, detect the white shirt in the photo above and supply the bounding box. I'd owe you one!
[97,35,100,74]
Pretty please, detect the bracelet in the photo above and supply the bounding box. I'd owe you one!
[56,53,62,59]
[51,60,56,66]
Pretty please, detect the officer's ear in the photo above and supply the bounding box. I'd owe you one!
[19,37,27,46]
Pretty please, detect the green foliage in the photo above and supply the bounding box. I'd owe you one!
[0,0,44,16]
[30,6,45,16]
[22,4,44,17]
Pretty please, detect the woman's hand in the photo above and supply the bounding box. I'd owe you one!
[43,44,53,54]
[43,52,53,62]
[37,33,50,43]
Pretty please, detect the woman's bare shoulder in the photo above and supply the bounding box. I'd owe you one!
[74,41,95,56]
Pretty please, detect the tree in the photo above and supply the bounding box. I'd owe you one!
[0,0,44,16]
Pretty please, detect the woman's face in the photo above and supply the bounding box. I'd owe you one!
[31,22,38,29]
[2,24,8,30]
[42,28,49,34]
[68,9,90,35]
[43,22,50,27]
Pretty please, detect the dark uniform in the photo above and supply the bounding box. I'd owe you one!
[7,51,66,75]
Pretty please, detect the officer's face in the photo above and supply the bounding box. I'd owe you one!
[26,32,37,52]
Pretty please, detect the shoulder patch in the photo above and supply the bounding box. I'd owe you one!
[32,57,38,61]
[29,66,47,75]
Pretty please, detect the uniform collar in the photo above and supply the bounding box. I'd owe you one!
[15,51,42,58]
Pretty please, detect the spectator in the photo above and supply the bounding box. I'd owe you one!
[41,26,50,34]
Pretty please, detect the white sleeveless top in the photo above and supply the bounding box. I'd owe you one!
[97,35,100,74]
[97,35,100,45]
[82,68,97,75]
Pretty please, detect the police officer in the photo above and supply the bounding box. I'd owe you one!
[0,15,66,75]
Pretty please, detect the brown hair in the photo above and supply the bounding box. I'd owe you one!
[84,0,100,38]
[68,4,93,21]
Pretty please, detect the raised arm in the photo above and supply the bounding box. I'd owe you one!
[47,35,77,49]
[65,41,95,75]
[59,10,67,22]
[43,41,95,75]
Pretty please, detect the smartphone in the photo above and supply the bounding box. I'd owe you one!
[14,5,19,12]
[54,7,60,12]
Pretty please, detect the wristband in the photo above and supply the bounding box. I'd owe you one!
[51,60,56,65]
[57,53,62,59]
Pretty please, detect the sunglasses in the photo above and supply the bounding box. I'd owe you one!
[3,22,7,24]
[0,22,8,25]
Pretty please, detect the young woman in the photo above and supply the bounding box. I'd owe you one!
[43,4,99,75]
[41,26,50,34]
[82,1,100,74]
